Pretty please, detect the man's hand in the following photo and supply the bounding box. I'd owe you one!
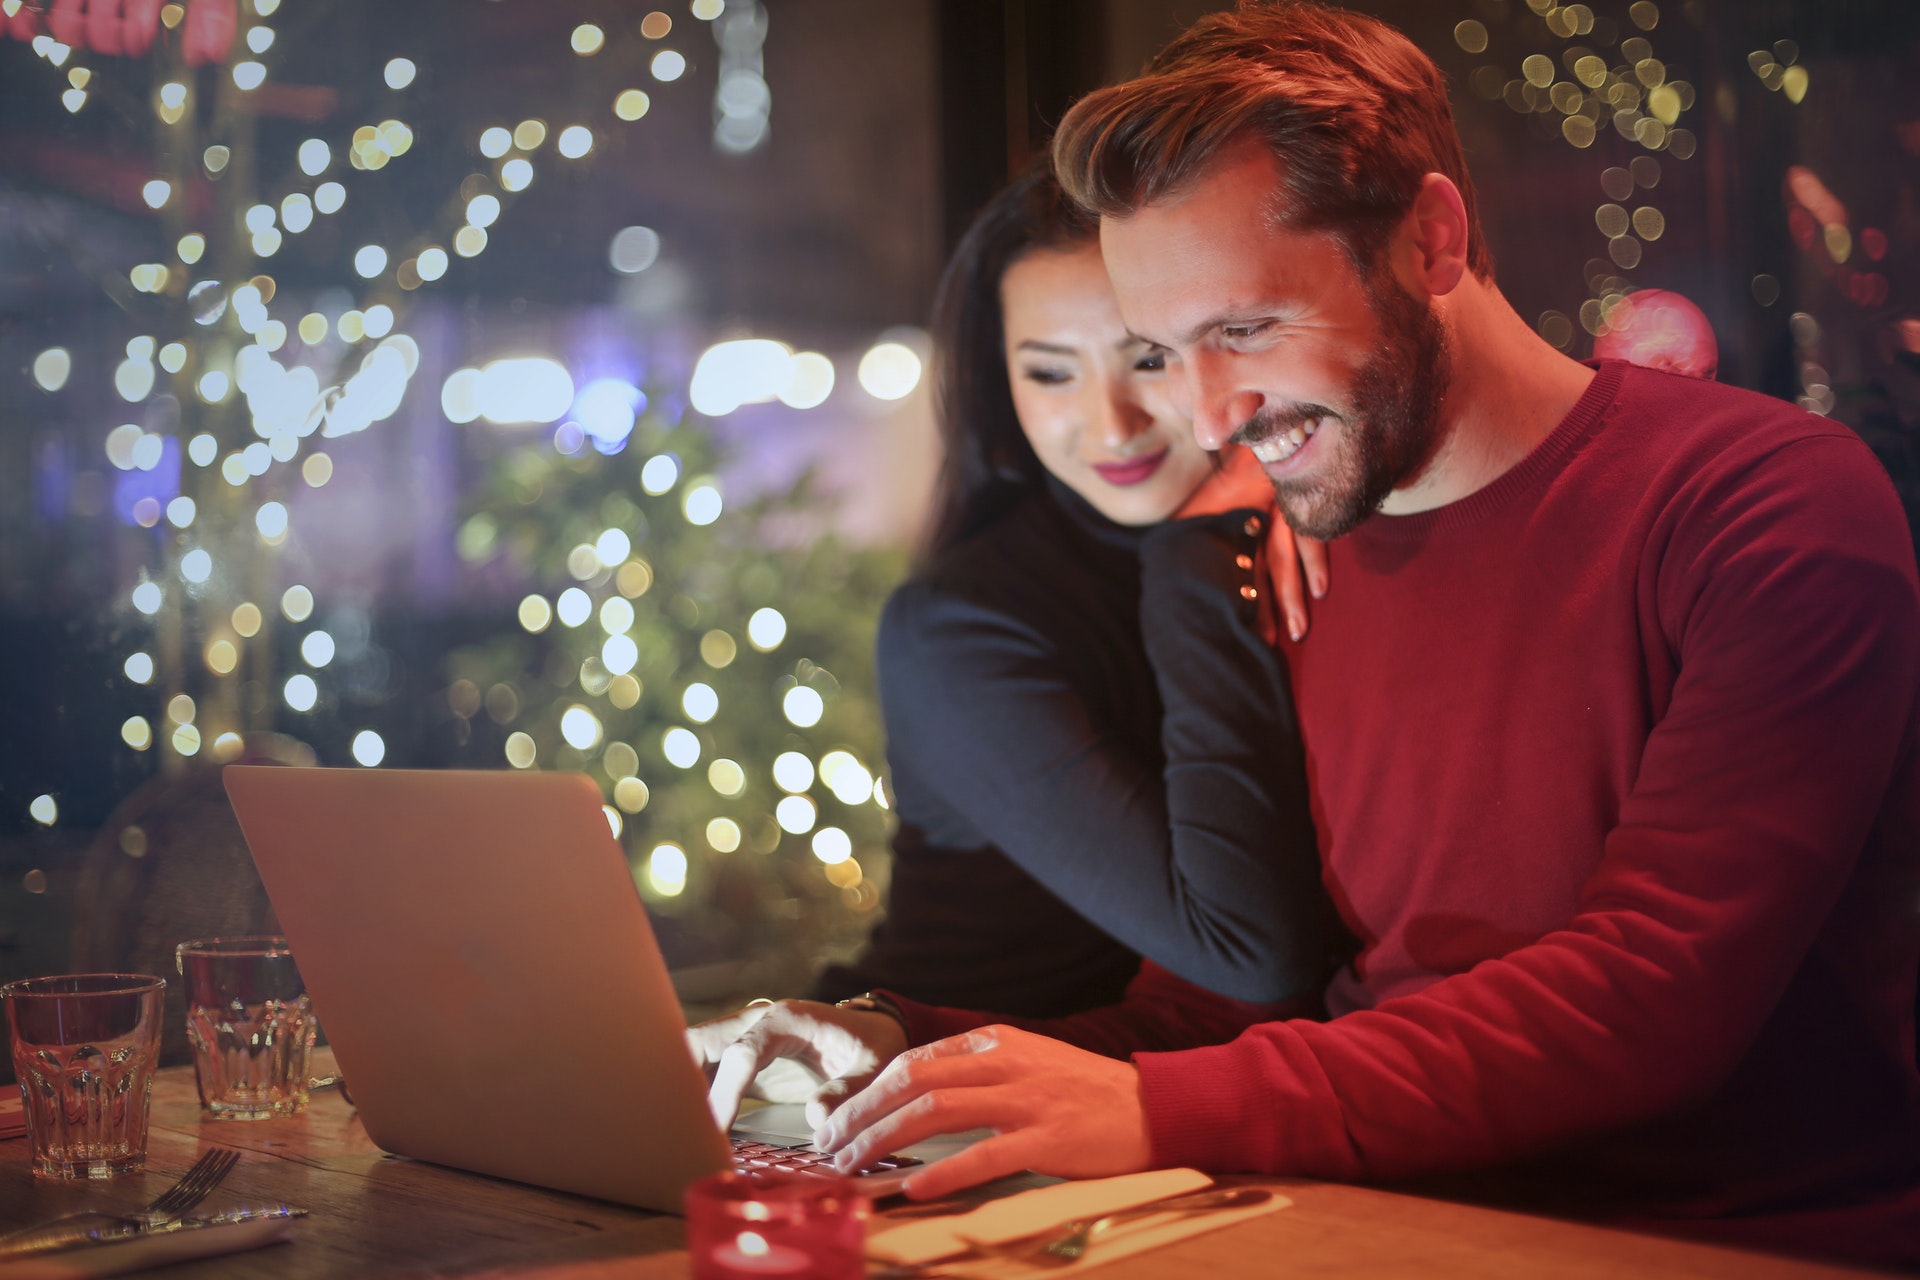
[686,999,908,1131]
[813,1026,1153,1199]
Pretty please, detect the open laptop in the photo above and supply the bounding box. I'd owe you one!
[224,765,962,1212]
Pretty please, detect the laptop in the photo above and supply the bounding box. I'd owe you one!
[224,765,957,1212]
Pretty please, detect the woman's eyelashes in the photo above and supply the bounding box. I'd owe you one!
[1018,363,1075,387]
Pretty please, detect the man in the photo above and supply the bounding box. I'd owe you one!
[693,2,1920,1262]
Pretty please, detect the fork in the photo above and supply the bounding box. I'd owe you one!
[0,1147,243,1256]
[954,1185,1273,1269]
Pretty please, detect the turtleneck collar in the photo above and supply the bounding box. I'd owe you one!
[1042,472,1154,553]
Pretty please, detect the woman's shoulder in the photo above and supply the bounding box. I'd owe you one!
[881,488,1109,661]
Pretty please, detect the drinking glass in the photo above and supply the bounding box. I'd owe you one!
[3,974,167,1179]
[174,936,316,1120]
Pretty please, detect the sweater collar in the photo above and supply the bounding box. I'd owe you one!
[1043,473,1152,553]
[1347,358,1625,544]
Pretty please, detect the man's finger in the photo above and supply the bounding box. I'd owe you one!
[895,1134,1034,1201]
[804,1071,876,1131]
[815,1038,1006,1150]
[831,1085,1027,1174]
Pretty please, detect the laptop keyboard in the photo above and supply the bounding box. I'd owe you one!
[730,1136,922,1178]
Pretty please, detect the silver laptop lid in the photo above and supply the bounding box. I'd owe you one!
[224,765,730,1212]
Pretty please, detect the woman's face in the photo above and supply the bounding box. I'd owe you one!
[1000,242,1216,526]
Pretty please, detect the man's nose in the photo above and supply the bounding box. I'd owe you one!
[1185,352,1260,451]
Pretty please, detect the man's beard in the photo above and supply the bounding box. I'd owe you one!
[1246,274,1452,541]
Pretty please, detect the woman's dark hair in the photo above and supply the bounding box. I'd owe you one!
[920,158,1099,561]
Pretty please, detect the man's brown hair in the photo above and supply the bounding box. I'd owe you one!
[1052,0,1495,280]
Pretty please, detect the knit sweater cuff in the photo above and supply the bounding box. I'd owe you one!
[1135,1026,1356,1177]
[878,990,993,1049]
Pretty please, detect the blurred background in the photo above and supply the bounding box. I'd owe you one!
[2,0,1917,1062]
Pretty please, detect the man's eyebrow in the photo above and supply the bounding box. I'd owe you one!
[1177,310,1251,347]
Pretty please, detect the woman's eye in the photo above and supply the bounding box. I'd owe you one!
[1019,366,1071,386]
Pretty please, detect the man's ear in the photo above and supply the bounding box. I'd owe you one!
[1389,173,1470,301]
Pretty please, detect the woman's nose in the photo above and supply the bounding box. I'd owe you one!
[1094,384,1152,452]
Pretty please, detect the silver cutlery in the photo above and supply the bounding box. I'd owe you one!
[872,1184,1273,1277]
[0,1146,243,1259]
[954,1186,1272,1269]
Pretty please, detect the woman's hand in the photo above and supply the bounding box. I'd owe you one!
[686,999,908,1131]
[1177,445,1329,642]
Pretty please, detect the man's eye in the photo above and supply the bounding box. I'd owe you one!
[1222,322,1271,341]
[1133,350,1166,373]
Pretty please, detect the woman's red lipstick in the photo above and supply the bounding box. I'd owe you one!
[1092,447,1169,487]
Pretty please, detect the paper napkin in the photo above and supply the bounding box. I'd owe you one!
[867,1168,1289,1275]
[0,1213,298,1280]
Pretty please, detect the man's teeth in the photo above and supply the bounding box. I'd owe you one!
[1249,419,1321,464]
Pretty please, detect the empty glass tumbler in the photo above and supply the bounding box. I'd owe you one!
[3,973,167,1179]
[174,936,317,1120]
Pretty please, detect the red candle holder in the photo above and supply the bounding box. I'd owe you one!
[686,1171,870,1279]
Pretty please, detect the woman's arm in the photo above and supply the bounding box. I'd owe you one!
[879,510,1335,1002]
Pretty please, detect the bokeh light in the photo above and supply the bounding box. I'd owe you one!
[663,727,702,768]
[351,730,385,766]
[858,341,922,400]
[747,607,786,651]
[561,705,603,750]
[772,751,814,793]
[32,348,71,392]
[641,454,680,495]
[682,682,719,722]
[556,587,592,627]
[783,686,824,727]
[775,794,816,834]
[505,731,537,769]
[302,631,336,667]
[647,843,687,896]
[284,674,318,712]
[684,483,722,525]
[811,827,852,865]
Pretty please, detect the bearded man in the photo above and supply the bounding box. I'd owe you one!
[692,3,1920,1264]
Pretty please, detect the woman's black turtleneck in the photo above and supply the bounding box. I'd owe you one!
[814,476,1338,1013]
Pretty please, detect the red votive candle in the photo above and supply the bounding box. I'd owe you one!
[685,1171,870,1280]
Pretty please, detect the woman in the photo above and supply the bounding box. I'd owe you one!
[811,163,1339,1015]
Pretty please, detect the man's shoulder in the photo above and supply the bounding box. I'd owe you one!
[1587,363,1892,514]
[1603,362,1869,471]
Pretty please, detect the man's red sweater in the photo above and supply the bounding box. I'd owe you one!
[888,362,1920,1264]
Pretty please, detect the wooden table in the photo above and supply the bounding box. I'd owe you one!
[0,1049,1894,1278]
